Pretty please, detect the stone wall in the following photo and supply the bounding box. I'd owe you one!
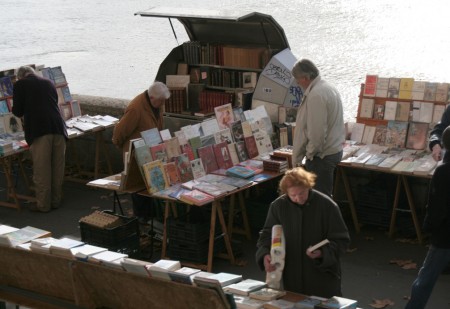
[68,94,129,176]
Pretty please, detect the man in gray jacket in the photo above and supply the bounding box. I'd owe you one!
[291,59,345,197]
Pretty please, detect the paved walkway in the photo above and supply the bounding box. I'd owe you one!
[1,179,449,308]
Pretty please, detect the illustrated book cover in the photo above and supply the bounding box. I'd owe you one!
[149,143,168,163]
[213,141,234,170]
[214,103,235,130]
[142,159,169,194]
[174,153,194,183]
[197,145,219,174]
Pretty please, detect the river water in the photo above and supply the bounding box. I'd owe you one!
[2,0,450,122]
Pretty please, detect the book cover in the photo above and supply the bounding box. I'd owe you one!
[387,77,400,98]
[413,155,437,175]
[0,76,14,97]
[201,118,220,136]
[419,102,434,123]
[372,125,387,145]
[361,125,376,145]
[233,106,246,122]
[385,121,408,148]
[2,113,23,134]
[350,123,365,143]
[134,145,153,177]
[254,132,273,156]
[180,142,196,161]
[241,121,253,138]
[142,160,169,194]
[180,189,214,206]
[70,100,82,117]
[0,226,51,248]
[0,100,9,114]
[223,278,267,296]
[249,288,286,301]
[214,103,235,130]
[159,128,172,141]
[163,161,181,185]
[225,143,239,166]
[432,104,445,124]
[226,165,255,179]
[235,141,249,162]
[192,182,228,198]
[188,136,202,159]
[359,98,374,118]
[373,103,385,120]
[197,145,219,174]
[51,66,67,85]
[383,101,397,121]
[406,122,429,150]
[229,120,244,142]
[200,134,216,148]
[435,83,449,102]
[377,155,403,170]
[423,82,437,101]
[190,158,206,179]
[244,135,259,159]
[149,143,168,163]
[398,77,414,99]
[214,128,234,144]
[61,85,72,102]
[213,141,234,170]
[278,106,298,123]
[412,81,426,100]
[363,75,378,97]
[239,159,264,174]
[395,101,411,122]
[140,128,162,146]
[174,153,194,183]
[375,77,389,97]
[164,137,181,160]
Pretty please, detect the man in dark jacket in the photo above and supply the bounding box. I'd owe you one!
[405,125,450,309]
[429,105,450,161]
[13,66,67,212]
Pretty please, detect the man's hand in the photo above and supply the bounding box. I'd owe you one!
[432,144,442,161]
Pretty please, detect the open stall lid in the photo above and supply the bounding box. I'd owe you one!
[135,7,290,50]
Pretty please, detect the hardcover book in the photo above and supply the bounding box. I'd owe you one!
[134,144,153,177]
[140,128,162,146]
[174,153,194,183]
[383,100,398,121]
[395,101,411,122]
[188,136,202,159]
[385,121,408,148]
[419,102,434,123]
[180,142,195,161]
[254,132,273,156]
[373,103,385,120]
[214,103,235,130]
[387,77,400,98]
[435,83,449,102]
[163,161,181,186]
[359,98,374,118]
[372,125,387,145]
[213,141,234,170]
[406,122,429,150]
[235,141,249,162]
[223,278,266,296]
[244,135,259,159]
[227,143,240,165]
[164,137,181,160]
[190,158,206,179]
[241,121,254,138]
[149,143,168,163]
[201,118,220,136]
[398,77,414,100]
[375,77,389,98]
[214,128,234,144]
[412,81,426,100]
[423,82,437,101]
[361,125,376,145]
[197,145,219,174]
[179,189,214,206]
[226,165,256,179]
[142,160,169,194]
[363,74,378,97]
[229,120,244,142]
[350,123,365,143]
[0,76,14,97]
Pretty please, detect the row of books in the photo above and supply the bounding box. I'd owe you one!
[341,143,437,176]
[165,87,187,114]
[182,41,271,70]
[0,223,357,309]
[197,67,258,89]
[65,114,119,137]
[349,121,430,150]
[359,97,447,124]
[363,75,450,102]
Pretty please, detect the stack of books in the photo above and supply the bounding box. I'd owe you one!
[262,157,288,173]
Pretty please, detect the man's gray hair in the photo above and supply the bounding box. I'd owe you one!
[292,59,320,80]
[148,81,170,99]
[17,66,36,79]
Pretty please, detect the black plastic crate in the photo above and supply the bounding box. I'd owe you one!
[79,211,140,255]
[167,214,210,243]
[168,237,225,264]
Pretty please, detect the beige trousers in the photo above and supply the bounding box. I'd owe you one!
[30,134,66,211]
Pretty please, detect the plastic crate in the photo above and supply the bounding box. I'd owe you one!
[167,215,210,243]
[79,211,140,255]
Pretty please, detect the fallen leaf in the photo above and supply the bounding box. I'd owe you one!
[346,247,357,253]
[389,259,413,266]
[369,298,395,308]
[402,263,417,270]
